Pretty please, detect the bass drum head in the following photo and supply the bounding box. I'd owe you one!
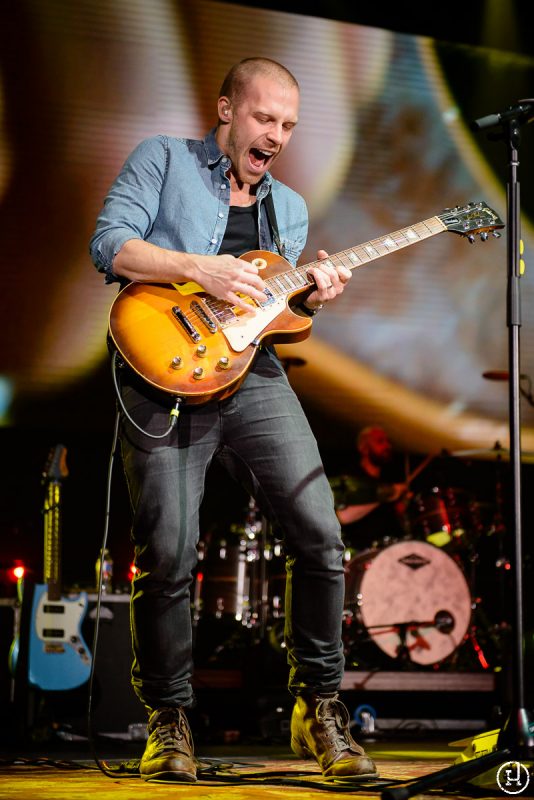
[344,540,471,665]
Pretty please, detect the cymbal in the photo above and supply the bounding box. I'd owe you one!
[451,441,506,456]
[451,444,534,463]
[482,370,529,381]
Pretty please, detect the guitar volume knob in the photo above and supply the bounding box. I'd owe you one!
[193,367,204,380]
[217,357,230,370]
[196,344,207,357]
[171,356,183,370]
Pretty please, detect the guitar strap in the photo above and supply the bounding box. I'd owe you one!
[264,190,286,258]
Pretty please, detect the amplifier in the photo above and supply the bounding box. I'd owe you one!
[30,593,147,738]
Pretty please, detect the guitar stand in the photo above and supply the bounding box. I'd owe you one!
[382,105,534,800]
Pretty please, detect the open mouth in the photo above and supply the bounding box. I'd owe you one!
[249,147,275,170]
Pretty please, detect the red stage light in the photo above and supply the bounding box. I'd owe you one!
[10,565,25,581]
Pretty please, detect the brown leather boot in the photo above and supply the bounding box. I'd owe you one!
[290,693,378,778]
[140,706,197,782]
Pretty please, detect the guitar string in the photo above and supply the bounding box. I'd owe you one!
[166,206,495,327]
[176,207,502,327]
[176,217,441,328]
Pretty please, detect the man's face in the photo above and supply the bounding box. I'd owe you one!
[216,74,299,186]
[363,428,393,467]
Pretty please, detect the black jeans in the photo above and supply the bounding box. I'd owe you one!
[119,349,345,710]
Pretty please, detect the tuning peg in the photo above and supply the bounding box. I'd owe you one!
[480,231,489,241]
[467,234,476,243]
[492,230,501,238]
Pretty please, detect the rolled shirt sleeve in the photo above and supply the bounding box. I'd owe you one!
[89,135,168,283]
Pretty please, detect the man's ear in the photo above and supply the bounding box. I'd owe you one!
[217,97,232,122]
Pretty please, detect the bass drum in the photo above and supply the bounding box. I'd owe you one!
[344,540,472,665]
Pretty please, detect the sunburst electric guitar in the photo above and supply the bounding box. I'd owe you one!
[109,201,504,404]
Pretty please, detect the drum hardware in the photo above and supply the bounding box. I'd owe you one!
[363,610,457,665]
[408,486,479,551]
[194,499,265,628]
[263,539,286,620]
[195,446,507,669]
[452,440,513,630]
[193,497,288,667]
[451,440,534,464]
[482,369,534,407]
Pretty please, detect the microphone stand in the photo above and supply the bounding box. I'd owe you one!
[382,108,534,799]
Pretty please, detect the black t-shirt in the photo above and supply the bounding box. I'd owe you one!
[218,204,259,257]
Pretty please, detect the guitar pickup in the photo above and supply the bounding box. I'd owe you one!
[43,628,65,638]
[172,306,201,343]
[43,604,65,614]
[191,300,217,333]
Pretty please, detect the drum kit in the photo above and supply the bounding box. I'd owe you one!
[191,445,512,672]
[192,497,286,629]
[191,497,289,665]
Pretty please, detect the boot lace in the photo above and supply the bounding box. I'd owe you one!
[150,708,192,755]
[315,696,356,755]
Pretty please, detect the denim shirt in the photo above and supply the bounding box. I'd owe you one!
[89,129,309,283]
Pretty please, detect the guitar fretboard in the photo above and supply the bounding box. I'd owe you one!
[176,200,504,328]
[265,215,447,299]
[199,215,447,322]
[44,481,62,602]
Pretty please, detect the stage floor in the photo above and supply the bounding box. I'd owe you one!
[0,736,512,800]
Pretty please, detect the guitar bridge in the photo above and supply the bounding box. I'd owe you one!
[191,300,217,333]
[172,305,201,342]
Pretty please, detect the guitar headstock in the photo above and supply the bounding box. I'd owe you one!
[42,444,68,483]
[440,201,505,242]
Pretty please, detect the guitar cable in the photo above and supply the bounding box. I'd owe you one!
[86,405,125,778]
[111,350,183,440]
[80,376,393,790]
[86,353,184,778]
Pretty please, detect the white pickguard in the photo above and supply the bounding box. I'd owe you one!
[34,593,88,650]
[222,296,288,352]
[28,585,91,690]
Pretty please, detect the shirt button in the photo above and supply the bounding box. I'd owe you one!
[211,238,217,244]
[218,212,224,219]
[220,184,226,190]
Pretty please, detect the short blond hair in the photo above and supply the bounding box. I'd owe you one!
[218,57,299,106]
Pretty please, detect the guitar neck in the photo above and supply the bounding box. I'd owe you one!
[44,481,62,601]
[307,215,446,275]
[265,215,447,302]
